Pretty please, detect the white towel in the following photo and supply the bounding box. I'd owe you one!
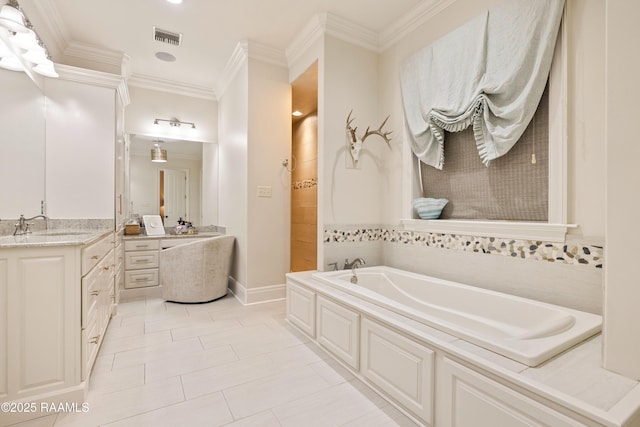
[400,0,564,169]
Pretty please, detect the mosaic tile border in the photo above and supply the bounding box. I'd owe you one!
[292,178,318,190]
[324,227,603,269]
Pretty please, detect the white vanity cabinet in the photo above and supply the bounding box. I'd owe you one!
[0,231,114,424]
[124,239,160,289]
[1,245,79,402]
[81,233,115,380]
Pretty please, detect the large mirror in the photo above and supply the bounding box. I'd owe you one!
[128,135,218,227]
[0,67,46,219]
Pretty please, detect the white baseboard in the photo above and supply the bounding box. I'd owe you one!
[228,277,286,305]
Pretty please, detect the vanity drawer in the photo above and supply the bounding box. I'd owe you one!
[82,232,115,275]
[125,239,160,251]
[125,251,159,270]
[82,249,114,328]
[125,269,158,289]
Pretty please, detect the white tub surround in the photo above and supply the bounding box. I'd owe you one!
[286,271,640,427]
[313,267,601,367]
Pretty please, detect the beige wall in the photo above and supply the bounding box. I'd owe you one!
[218,61,249,290]
[603,0,640,380]
[322,35,385,227]
[246,58,291,291]
[126,86,218,143]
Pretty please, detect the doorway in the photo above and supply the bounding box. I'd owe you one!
[290,62,318,272]
[159,168,188,225]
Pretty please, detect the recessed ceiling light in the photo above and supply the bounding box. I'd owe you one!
[292,111,303,117]
[166,0,183,4]
[155,51,176,62]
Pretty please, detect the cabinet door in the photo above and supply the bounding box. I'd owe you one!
[438,357,586,427]
[0,257,7,397]
[316,296,360,370]
[286,281,316,337]
[361,318,434,425]
[9,249,78,396]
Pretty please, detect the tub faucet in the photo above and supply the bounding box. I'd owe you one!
[343,258,366,270]
[344,258,365,284]
[14,214,48,236]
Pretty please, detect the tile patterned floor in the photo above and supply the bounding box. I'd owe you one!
[12,295,418,427]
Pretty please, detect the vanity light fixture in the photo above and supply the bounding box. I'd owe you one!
[0,0,58,78]
[0,3,28,33]
[153,117,196,129]
[151,141,168,162]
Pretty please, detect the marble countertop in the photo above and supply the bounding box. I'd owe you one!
[0,229,112,249]
[122,231,222,240]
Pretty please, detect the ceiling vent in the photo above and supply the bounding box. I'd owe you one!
[153,27,182,46]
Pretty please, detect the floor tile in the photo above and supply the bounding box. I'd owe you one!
[54,377,184,427]
[111,337,203,370]
[145,344,239,383]
[102,392,233,427]
[181,355,279,400]
[272,380,387,427]
[223,364,333,419]
[220,411,281,427]
[43,296,417,427]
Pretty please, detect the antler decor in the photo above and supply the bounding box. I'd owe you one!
[346,110,392,163]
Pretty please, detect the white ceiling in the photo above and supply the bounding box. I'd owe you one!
[21,0,427,98]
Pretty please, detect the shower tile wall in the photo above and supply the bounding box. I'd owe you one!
[291,114,318,272]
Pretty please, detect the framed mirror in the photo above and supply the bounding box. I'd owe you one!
[0,67,46,218]
[128,135,218,227]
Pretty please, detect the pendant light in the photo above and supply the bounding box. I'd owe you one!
[151,142,167,162]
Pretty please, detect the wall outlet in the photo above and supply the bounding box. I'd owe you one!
[257,185,272,197]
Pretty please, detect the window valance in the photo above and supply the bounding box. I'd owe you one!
[400,0,564,169]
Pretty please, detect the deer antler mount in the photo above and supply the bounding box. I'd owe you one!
[346,110,392,164]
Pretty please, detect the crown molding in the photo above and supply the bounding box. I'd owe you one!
[63,41,127,69]
[285,14,325,67]
[321,12,379,52]
[55,63,124,89]
[216,41,249,98]
[128,74,217,101]
[246,40,288,68]
[379,0,457,50]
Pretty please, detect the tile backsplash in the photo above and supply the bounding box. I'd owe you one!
[324,225,604,269]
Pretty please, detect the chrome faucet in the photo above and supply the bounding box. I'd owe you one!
[343,258,365,284]
[14,214,48,236]
[343,258,366,270]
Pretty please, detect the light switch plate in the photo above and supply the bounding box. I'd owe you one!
[257,185,272,197]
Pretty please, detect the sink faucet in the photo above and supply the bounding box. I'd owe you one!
[14,214,48,236]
